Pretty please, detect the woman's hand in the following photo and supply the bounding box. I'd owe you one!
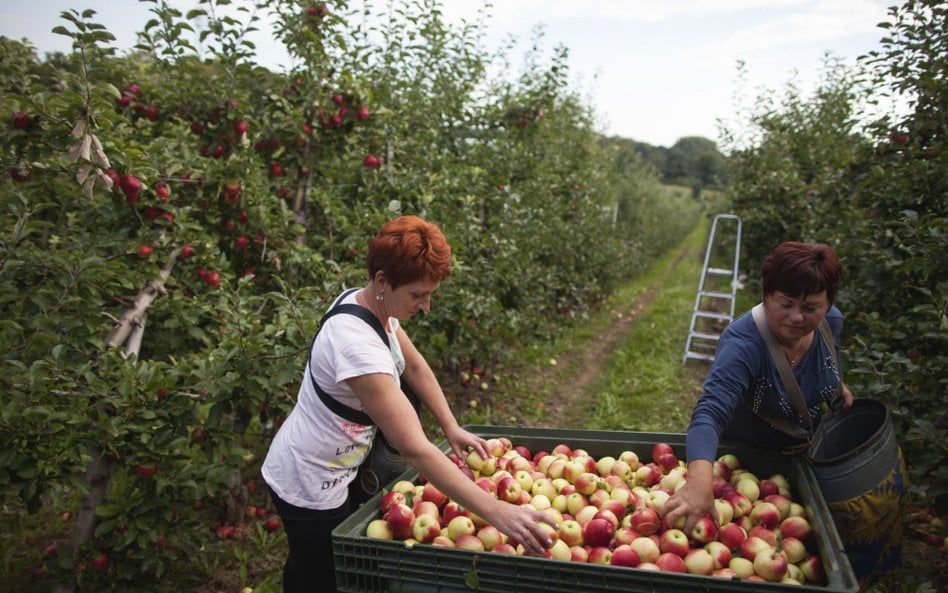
[444,425,488,461]
[659,460,717,535]
[841,382,855,411]
[482,500,557,557]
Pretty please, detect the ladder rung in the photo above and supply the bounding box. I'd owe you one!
[688,342,718,351]
[689,331,722,341]
[684,352,716,362]
[707,268,734,275]
[693,311,732,321]
[698,291,735,300]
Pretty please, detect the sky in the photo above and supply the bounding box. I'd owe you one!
[0,0,897,148]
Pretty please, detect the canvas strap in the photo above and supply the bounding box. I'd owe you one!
[750,303,842,445]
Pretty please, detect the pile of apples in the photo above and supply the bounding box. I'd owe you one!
[364,438,827,585]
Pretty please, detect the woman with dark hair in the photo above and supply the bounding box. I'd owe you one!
[661,241,855,533]
[262,215,554,593]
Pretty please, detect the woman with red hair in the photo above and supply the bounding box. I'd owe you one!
[262,216,554,593]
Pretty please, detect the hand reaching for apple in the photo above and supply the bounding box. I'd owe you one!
[659,459,717,535]
[444,425,488,461]
[482,499,557,557]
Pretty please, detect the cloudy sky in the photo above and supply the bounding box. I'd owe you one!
[1,0,895,147]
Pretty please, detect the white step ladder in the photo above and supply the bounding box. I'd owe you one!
[682,214,743,364]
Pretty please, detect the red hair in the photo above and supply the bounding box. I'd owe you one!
[367,216,451,289]
[761,242,842,304]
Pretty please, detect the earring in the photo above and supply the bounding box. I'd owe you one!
[376,291,384,302]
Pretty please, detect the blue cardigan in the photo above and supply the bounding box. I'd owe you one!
[685,305,845,462]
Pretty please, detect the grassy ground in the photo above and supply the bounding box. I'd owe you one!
[449,215,716,434]
[578,227,709,433]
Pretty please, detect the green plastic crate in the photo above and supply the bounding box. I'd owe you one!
[332,425,859,593]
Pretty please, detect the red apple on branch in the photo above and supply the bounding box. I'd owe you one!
[90,552,109,572]
[136,463,158,478]
[120,174,142,201]
[11,111,32,129]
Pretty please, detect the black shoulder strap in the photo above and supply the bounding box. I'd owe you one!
[321,304,389,347]
[307,290,420,426]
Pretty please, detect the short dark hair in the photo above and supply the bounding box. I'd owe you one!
[761,242,842,304]
[366,216,451,289]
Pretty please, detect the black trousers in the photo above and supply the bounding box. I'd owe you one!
[267,484,352,593]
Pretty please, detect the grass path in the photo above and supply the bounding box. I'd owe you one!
[456,217,715,433]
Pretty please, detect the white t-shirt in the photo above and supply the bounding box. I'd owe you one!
[262,290,405,510]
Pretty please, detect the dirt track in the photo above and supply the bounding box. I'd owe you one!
[498,245,707,428]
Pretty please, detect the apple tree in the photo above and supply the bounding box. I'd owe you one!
[1,1,694,590]
[720,0,946,509]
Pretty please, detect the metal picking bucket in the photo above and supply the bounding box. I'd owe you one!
[807,399,907,580]
[808,399,900,501]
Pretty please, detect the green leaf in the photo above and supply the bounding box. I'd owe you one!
[99,82,122,99]
[207,403,225,429]
[124,525,138,546]
[95,518,116,537]
[463,555,480,589]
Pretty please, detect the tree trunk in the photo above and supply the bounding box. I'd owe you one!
[222,409,253,525]
[51,446,114,593]
[53,256,177,593]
